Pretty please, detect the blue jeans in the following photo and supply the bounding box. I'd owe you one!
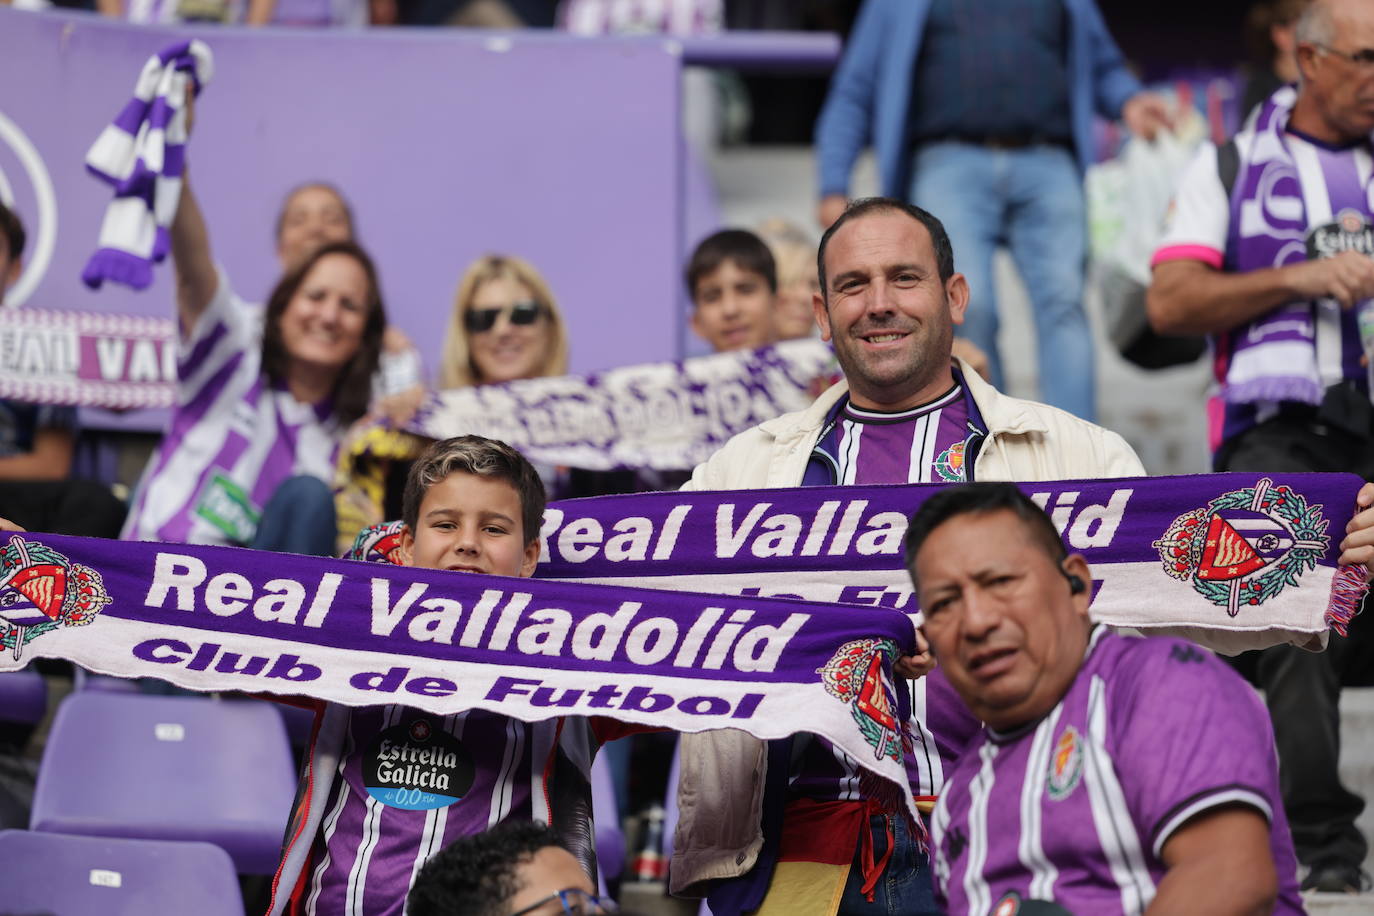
[910,140,1095,421]
[251,475,338,558]
[837,814,938,916]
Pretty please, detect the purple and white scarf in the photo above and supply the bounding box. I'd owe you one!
[1221,86,1374,405]
[82,40,213,292]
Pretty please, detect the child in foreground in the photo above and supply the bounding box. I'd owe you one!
[269,435,633,916]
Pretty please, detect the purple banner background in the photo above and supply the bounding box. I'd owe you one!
[0,8,681,380]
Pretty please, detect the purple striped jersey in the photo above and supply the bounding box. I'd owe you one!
[121,273,344,546]
[791,384,981,803]
[304,704,597,916]
[932,629,1304,916]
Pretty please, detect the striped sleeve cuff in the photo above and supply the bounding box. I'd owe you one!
[1151,784,1274,859]
[1150,244,1224,270]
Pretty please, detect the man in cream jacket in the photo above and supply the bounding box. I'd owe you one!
[671,198,1144,916]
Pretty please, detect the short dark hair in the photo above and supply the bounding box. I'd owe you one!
[0,200,25,264]
[260,239,386,426]
[817,198,955,301]
[273,181,355,247]
[402,435,547,545]
[904,483,1066,575]
[407,820,567,916]
[686,229,778,300]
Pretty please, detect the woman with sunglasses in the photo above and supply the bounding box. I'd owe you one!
[440,255,569,389]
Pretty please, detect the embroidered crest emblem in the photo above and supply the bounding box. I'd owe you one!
[1047,726,1083,801]
[816,638,902,762]
[0,536,112,660]
[1153,478,1329,617]
[933,441,967,482]
[992,892,1024,916]
[349,520,407,565]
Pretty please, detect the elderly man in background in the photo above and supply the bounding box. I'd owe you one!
[1149,0,1374,892]
[815,0,1172,422]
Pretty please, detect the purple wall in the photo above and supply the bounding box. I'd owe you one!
[0,8,683,377]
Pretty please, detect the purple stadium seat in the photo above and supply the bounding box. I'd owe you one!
[591,753,625,887]
[72,667,141,692]
[0,669,46,724]
[0,829,245,915]
[29,691,296,873]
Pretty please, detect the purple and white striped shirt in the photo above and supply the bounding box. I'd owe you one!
[304,705,596,916]
[792,385,980,803]
[932,629,1304,915]
[121,271,343,546]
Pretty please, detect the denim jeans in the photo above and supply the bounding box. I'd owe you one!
[910,140,1095,421]
[836,813,939,916]
[251,474,338,558]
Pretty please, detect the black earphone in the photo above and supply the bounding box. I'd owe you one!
[1059,562,1086,595]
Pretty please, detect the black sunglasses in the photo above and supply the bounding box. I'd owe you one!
[464,300,546,333]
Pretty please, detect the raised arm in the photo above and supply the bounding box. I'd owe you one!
[169,88,219,336]
[1145,806,1278,915]
[1148,252,1374,336]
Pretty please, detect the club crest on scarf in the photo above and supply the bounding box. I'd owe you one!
[0,537,111,660]
[816,638,902,762]
[1154,477,1328,617]
[349,520,407,565]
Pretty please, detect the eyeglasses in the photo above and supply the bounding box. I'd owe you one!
[1312,42,1374,69]
[509,888,618,916]
[464,301,545,333]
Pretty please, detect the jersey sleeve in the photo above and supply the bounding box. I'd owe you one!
[176,267,263,398]
[1151,143,1229,270]
[1110,640,1279,859]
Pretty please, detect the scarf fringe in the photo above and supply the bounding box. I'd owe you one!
[1222,376,1324,407]
[1327,564,1369,637]
[81,249,153,291]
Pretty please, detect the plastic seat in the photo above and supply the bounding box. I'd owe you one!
[30,691,296,873]
[0,829,245,915]
[591,752,625,887]
[0,669,46,724]
[73,667,142,692]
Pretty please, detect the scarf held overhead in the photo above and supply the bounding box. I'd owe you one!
[0,531,919,819]
[82,40,213,291]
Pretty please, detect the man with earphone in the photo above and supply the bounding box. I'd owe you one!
[907,482,1304,916]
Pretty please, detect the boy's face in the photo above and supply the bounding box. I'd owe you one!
[399,471,540,578]
[691,259,778,353]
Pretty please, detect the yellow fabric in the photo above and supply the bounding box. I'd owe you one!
[332,423,430,555]
[752,861,850,916]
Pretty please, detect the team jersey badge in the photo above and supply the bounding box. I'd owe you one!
[0,536,111,660]
[816,638,903,762]
[933,441,968,482]
[1046,726,1084,801]
[1153,477,1328,617]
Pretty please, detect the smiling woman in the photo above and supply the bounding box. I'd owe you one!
[122,240,388,555]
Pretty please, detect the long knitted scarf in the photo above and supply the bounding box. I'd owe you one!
[82,40,213,291]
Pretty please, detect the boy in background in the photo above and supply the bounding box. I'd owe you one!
[686,229,780,354]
